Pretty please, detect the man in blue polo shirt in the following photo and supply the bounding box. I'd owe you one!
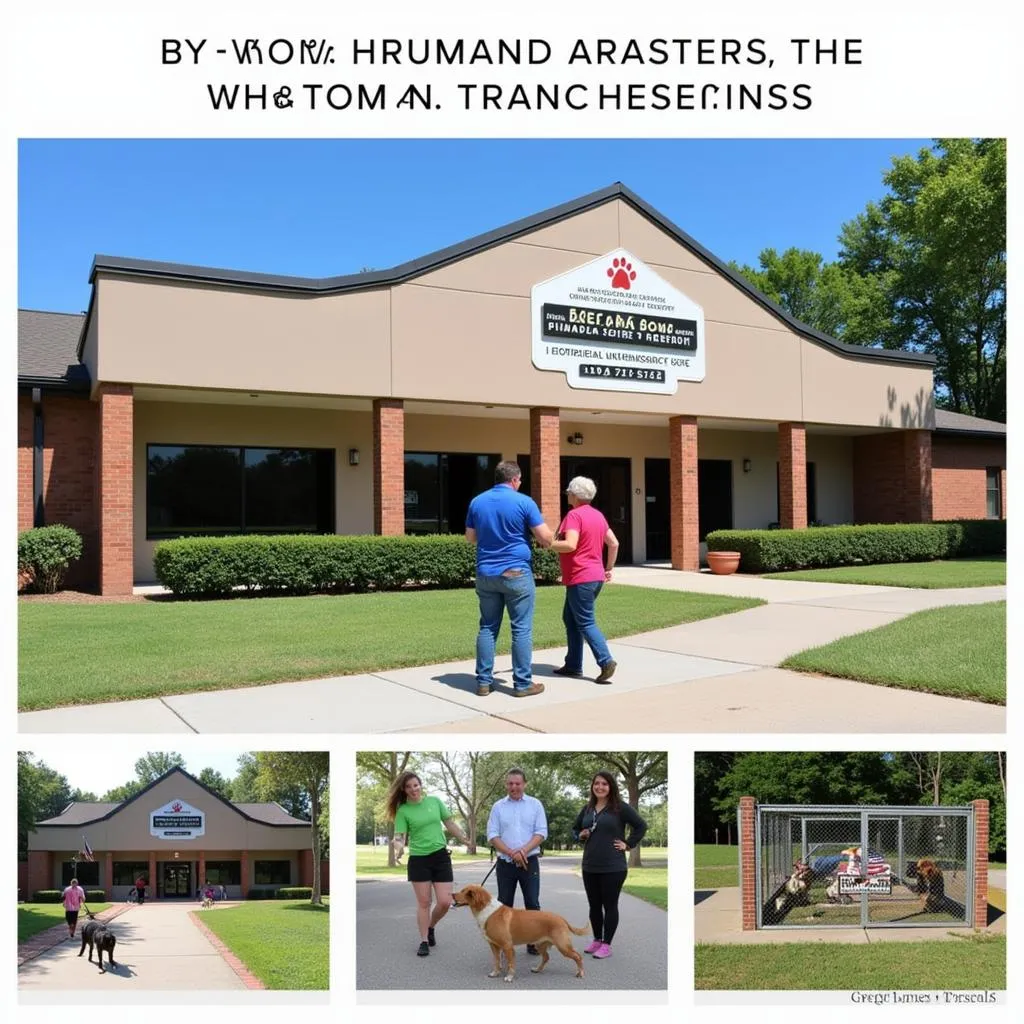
[465,461,554,697]
[487,766,548,953]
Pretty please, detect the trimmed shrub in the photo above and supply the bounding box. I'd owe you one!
[18,524,84,593]
[32,890,64,903]
[706,520,1005,573]
[85,889,107,902]
[275,887,314,900]
[154,533,560,597]
[246,888,279,900]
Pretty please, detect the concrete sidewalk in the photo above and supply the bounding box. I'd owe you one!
[694,885,1006,945]
[19,571,1005,734]
[18,901,251,990]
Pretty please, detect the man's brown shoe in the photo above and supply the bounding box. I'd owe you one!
[595,660,617,684]
[476,685,492,697]
[513,683,545,697]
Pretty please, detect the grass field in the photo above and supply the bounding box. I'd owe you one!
[355,845,487,876]
[695,934,1005,990]
[197,899,329,990]
[783,601,1005,703]
[695,844,739,889]
[622,867,668,910]
[763,557,1005,589]
[18,902,112,942]
[19,587,762,710]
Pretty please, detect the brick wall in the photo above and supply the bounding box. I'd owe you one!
[739,797,757,930]
[778,423,808,529]
[933,435,1007,520]
[529,407,561,528]
[973,799,989,929]
[373,399,405,535]
[27,850,52,896]
[98,384,134,595]
[17,393,100,588]
[668,416,699,571]
[853,430,933,523]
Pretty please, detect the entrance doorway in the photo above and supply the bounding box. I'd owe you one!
[643,458,735,559]
[160,861,193,899]
[644,458,671,561]
[560,456,633,564]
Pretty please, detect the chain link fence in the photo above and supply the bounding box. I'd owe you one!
[752,804,974,929]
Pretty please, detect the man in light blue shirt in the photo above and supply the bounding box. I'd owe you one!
[487,767,548,953]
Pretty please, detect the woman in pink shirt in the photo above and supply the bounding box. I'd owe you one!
[61,877,86,937]
[549,476,620,683]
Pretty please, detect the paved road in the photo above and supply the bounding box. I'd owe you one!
[356,857,666,990]
[18,902,248,991]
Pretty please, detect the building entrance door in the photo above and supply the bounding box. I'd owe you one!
[560,457,633,564]
[644,458,670,561]
[161,861,192,898]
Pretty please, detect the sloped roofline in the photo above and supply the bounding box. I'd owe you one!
[34,764,310,829]
[84,182,935,369]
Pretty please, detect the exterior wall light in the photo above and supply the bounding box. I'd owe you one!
[348,448,361,466]
[742,458,752,473]
[567,432,584,446]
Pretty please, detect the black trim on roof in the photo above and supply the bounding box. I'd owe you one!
[933,426,1007,439]
[18,373,91,394]
[34,765,310,830]
[87,182,935,369]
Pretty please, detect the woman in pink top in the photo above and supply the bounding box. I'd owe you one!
[61,877,86,937]
[549,476,620,683]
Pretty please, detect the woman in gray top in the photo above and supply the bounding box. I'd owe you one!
[571,770,648,959]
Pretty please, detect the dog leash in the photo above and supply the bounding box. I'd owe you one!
[479,860,498,887]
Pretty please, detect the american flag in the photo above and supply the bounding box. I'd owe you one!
[82,836,95,862]
[840,847,890,876]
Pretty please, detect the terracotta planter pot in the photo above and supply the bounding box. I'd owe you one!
[706,550,741,575]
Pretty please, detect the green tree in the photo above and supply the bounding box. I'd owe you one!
[355,752,416,866]
[255,752,329,905]
[18,752,74,859]
[134,751,186,784]
[197,767,233,800]
[101,781,143,803]
[424,752,510,854]
[233,752,308,818]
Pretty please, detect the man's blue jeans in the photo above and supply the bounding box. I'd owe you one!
[495,855,541,910]
[562,580,613,672]
[475,570,536,690]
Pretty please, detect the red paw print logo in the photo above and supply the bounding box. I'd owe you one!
[607,257,636,290]
[171,802,183,812]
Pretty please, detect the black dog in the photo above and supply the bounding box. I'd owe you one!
[78,917,117,973]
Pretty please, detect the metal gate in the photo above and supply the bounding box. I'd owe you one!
[751,804,974,928]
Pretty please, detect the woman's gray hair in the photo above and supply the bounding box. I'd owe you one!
[566,476,597,502]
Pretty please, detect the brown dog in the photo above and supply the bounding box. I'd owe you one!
[451,883,588,982]
[906,858,946,912]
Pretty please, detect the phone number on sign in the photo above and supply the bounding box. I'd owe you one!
[579,363,666,383]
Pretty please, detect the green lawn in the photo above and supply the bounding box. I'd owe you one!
[782,601,1005,704]
[198,899,329,990]
[19,586,761,710]
[763,557,1005,588]
[695,844,739,889]
[622,866,668,910]
[695,934,1005,990]
[18,902,112,942]
[355,845,488,876]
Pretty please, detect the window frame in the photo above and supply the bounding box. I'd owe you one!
[985,466,1003,519]
[253,859,292,885]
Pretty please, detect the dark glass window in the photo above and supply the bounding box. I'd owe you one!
[986,467,1002,519]
[404,452,500,535]
[204,860,241,885]
[254,860,291,885]
[146,444,335,539]
[61,861,100,887]
[112,862,149,886]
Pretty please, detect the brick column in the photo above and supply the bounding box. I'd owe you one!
[902,429,933,523]
[778,422,807,529]
[529,407,561,528]
[104,851,113,895]
[149,852,157,900]
[373,399,405,535]
[97,383,134,595]
[1001,468,1007,518]
[240,851,250,899]
[299,848,314,887]
[668,415,699,571]
[972,799,989,929]
[27,850,53,896]
[199,851,206,889]
[739,796,757,930]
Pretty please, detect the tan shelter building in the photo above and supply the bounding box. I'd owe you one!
[16,184,1006,593]
[26,766,321,901]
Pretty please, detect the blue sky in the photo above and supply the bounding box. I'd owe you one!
[18,138,930,313]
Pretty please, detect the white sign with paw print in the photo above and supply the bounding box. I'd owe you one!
[531,249,705,393]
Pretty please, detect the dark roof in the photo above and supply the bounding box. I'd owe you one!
[34,766,311,829]
[88,182,935,369]
[18,310,90,391]
[933,409,1006,438]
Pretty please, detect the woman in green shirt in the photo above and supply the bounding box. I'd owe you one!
[388,770,471,957]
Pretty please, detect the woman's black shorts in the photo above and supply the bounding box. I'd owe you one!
[407,847,453,883]
[65,909,79,926]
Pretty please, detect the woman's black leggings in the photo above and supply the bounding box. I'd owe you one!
[582,869,627,943]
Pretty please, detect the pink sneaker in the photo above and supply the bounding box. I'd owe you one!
[592,943,612,958]
[583,939,603,955]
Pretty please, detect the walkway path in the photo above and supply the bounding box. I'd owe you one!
[356,855,666,991]
[19,571,1005,734]
[18,901,250,991]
